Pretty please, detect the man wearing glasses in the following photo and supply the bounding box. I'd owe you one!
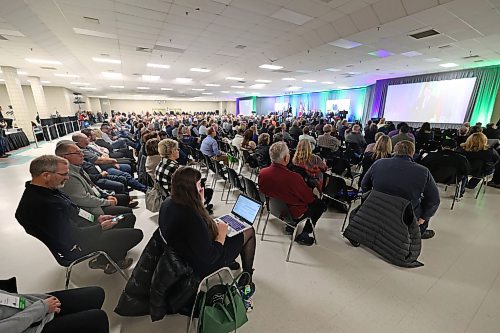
[15,155,143,274]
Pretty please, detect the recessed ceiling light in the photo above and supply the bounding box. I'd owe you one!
[88,96,108,98]
[110,85,124,88]
[205,83,220,87]
[25,58,62,65]
[235,91,247,94]
[425,58,442,62]
[368,49,394,58]
[101,72,123,79]
[296,70,312,73]
[17,71,28,75]
[231,85,244,88]
[192,88,205,91]
[259,64,283,70]
[190,68,211,73]
[80,87,97,90]
[136,86,150,90]
[73,28,117,39]
[325,68,341,72]
[55,73,80,78]
[328,39,362,49]
[271,8,313,25]
[322,81,335,84]
[255,79,271,83]
[226,76,244,81]
[142,75,160,81]
[201,92,213,95]
[70,82,91,86]
[175,78,192,83]
[401,51,423,57]
[221,91,230,93]
[147,63,170,69]
[92,57,121,64]
[0,79,5,82]
[439,63,459,68]
[338,86,349,89]
[282,77,296,81]
[286,86,302,91]
[161,87,173,91]
[302,79,316,83]
[249,84,266,89]
[41,80,51,84]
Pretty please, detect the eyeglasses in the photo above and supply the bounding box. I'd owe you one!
[62,151,83,156]
[46,171,69,177]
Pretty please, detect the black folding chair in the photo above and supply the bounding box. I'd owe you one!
[322,173,360,232]
[223,167,245,203]
[261,197,317,262]
[242,176,266,232]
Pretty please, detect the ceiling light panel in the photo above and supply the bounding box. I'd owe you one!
[401,51,423,57]
[192,88,205,91]
[70,82,90,86]
[147,63,170,69]
[226,77,244,81]
[368,49,394,58]
[142,75,160,81]
[259,64,283,70]
[439,63,459,68]
[328,39,363,49]
[73,28,117,39]
[92,57,121,64]
[325,68,341,72]
[190,68,211,73]
[282,78,296,81]
[25,58,62,65]
[161,88,173,90]
[136,86,150,90]
[255,79,272,83]
[286,86,302,90]
[231,85,244,88]
[110,85,124,88]
[205,84,220,87]
[101,72,123,79]
[55,73,79,78]
[302,79,317,82]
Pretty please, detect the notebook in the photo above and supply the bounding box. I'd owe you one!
[216,194,262,237]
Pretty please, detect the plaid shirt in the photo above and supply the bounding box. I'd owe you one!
[155,158,178,196]
[317,133,341,151]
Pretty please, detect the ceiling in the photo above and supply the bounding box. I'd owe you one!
[0,0,499,101]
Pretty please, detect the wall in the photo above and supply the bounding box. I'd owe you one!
[43,86,76,116]
[491,88,500,124]
[108,99,235,114]
[0,84,37,122]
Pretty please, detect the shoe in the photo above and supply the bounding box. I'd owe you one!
[128,200,139,208]
[89,258,117,274]
[284,225,294,235]
[421,229,435,239]
[347,238,360,247]
[205,204,214,211]
[228,261,240,270]
[117,258,134,269]
[294,232,314,246]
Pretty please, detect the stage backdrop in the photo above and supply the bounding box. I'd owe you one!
[369,65,500,125]
[242,87,369,122]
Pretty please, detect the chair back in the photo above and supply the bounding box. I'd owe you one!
[323,173,350,201]
[268,197,294,224]
[242,150,259,168]
[203,154,216,173]
[227,168,244,191]
[330,157,353,178]
[468,158,486,178]
[242,177,263,204]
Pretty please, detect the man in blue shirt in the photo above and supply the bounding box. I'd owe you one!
[200,127,228,165]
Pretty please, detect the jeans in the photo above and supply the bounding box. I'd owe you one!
[41,287,108,333]
[101,163,132,175]
[95,178,125,193]
[106,168,147,192]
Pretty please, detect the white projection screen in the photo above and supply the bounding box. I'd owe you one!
[383,77,477,123]
[238,99,253,116]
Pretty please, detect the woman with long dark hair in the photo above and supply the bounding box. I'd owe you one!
[159,167,256,286]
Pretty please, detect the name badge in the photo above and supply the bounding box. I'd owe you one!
[0,293,26,309]
[91,186,101,197]
[78,208,95,223]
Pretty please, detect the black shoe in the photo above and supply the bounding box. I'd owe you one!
[206,204,214,210]
[128,200,139,208]
[117,258,134,269]
[487,181,500,188]
[228,261,240,270]
[89,258,117,274]
[284,225,294,235]
[294,232,314,246]
[347,238,360,247]
[421,229,435,239]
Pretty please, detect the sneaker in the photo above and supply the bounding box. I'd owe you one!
[89,258,117,274]
[421,229,435,239]
[294,232,314,246]
[228,261,241,270]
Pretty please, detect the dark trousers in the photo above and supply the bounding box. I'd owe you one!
[302,198,326,233]
[80,224,143,262]
[106,168,147,192]
[95,178,125,193]
[41,287,108,333]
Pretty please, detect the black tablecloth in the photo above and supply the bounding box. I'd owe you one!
[5,131,30,151]
[40,116,79,140]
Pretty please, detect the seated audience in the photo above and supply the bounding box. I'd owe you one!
[259,142,326,246]
[55,141,137,216]
[359,134,392,185]
[391,124,415,147]
[364,132,385,153]
[159,167,255,289]
[317,124,341,152]
[415,122,433,143]
[254,133,271,168]
[15,155,143,273]
[298,126,316,149]
[292,139,327,192]
[241,129,257,152]
[231,128,245,150]
[145,138,161,181]
[200,128,228,165]
[361,141,440,239]
[0,286,109,333]
[289,120,302,140]
[483,122,500,140]
[364,123,378,144]
[345,124,366,151]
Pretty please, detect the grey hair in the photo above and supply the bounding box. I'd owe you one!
[55,140,77,156]
[71,133,86,143]
[323,124,332,133]
[29,155,68,177]
[269,141,289,163]
[393,140,415,157]
[158,138,178,157]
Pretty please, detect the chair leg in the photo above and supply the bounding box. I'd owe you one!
[261,212,270,241]
[100,252,128,281]
[65,267,71,290]
[225,184,232,203]
[310,219,318,245]
[255,208,264,234]
[451,184,459,210]
[341,203,351,233]
[220,179,228,200]
[475,178,484,199]
[286,223,300,262]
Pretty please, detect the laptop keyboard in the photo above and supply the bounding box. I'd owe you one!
[220,215,245,231]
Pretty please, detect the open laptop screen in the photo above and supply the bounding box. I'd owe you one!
[232,195,261,224]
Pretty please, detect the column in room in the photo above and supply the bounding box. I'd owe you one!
[28,76,50,120]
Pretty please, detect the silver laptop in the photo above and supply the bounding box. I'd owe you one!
[216,194,262,237]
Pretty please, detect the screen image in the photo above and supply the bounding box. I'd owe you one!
[238,99,254,116]
[232,195,261,224]
[274,102,288,112]
[383,77,476,123]
[326,99,351,113]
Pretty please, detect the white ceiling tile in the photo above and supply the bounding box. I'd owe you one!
[314,23,340,43]
[318,10,345,23]
[286,0,334,18]
[231,0,281,16]
[350,5,381,31]
[300,30,324,49]
[337,0,369,14]
[373,0,407,24]
[331,15,359,37]
[443,0,496,18]
[401,0,438,15]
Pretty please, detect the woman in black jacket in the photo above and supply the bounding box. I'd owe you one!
[254,133,271,168]
[159,167,256,284]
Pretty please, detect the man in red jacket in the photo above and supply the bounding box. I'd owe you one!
[258,141,325,246]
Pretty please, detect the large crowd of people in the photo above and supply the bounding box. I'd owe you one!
[3,108,499,332]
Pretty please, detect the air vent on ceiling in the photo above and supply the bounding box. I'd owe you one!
[153,44,185,53]
[345,64,354,67]
[463,54,480,59]
[0,35,8,40]
[474,59,484,62]
[136,47,153,53]
[272,69,293,74]
[438,44,453,49]
[83,16,100,24]
[40,66,57,70]
[100,53,110,57]
[238,80,246,84]
[132,73,143,76]
[409,29,440,39]
[235,44,246,49]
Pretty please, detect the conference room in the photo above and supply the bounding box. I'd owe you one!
[1,0,500,332]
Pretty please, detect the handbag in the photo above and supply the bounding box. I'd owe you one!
[197,274,248,333]
[145,182,163,213]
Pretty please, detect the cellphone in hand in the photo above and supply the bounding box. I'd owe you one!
[111,214,125,222]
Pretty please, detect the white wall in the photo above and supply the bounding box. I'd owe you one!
[89,97,101,113]
[108,99,236,114]
[0,84,37,121]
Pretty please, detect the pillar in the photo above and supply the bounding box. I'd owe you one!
[28,76,50,119]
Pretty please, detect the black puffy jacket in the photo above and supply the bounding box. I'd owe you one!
[115,228,200,321]
[343,190,423,268]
